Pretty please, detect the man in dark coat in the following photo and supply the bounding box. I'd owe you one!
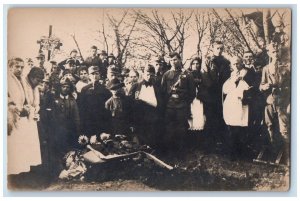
[203,41,231,151]
[78,66,112,136]
[48,77,80,177]
[161,52,196,155]
[129,65,163,148]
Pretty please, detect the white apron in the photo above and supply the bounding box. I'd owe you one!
[188,87,206,131]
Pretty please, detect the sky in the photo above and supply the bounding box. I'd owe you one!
[7,7,291,67]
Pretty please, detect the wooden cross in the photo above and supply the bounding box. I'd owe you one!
[37,25,63,61]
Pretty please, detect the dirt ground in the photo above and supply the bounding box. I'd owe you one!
[43,151,289,192]
[7,134,290,192]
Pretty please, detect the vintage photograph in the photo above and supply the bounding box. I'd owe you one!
[7,7,291,191]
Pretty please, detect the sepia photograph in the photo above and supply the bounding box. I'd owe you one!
[6,7,291,192]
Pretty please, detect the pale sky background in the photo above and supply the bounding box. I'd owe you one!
[8,8,291,68]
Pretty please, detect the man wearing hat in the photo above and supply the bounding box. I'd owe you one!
[129,65,163,148]
[105,78,134,136]
[108,53,116,65]
[48,77,80,178]
[58,49,81,72]
[78,66,112,136]
[98,50,109,78]
[105,65,120,86]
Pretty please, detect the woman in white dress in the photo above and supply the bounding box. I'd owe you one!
[8,60,44,176]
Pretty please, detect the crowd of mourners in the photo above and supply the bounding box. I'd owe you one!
[7,40,291,186]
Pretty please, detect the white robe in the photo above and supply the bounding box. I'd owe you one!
[7,73,42,175]
[223,77,249,127]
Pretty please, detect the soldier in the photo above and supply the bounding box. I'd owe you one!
[48,77,80,178]
[78,66,112,136]
[203,41,231,151]
[259,43,290,165]
[161,52,195,155]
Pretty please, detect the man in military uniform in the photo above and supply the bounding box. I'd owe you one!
[203,41,231,151]
[259,43,290,165]
[161,52,195,155]
[78,66,112,136]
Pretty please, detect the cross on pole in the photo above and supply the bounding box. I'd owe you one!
[37,25,63,61]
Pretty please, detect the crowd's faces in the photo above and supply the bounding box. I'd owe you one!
[70,52,77,59]
[64,73,75,82]
[268,48,279,64]
[191,60,201,71]
[243,53,254,65]
[65,63,77,74]
[154,62,163,74]
[128,71,138,83]
[91,48,97,57]
[212,44,224,57]
[37,57,45,67]
[79,70,89,82]
[27,61,34,68]
[61,84,71,96]
[170,55,182,70]
[143,71,154,82]
[11,61,24,78]
[107,72,118,81]
[231,58,243,71]
[51,64,58,73]
[89,71,100,82]
[108,57,114,64]
[30,76,44,88]
[41,81,50,93]
[99,54,107,61]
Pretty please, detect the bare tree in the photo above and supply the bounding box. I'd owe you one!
[107,10,138,67]
[135,9,193,59]
[194,10,209,57]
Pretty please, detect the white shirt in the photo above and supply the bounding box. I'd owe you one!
[138,85,157,107]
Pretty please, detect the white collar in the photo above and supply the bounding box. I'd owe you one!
[60,94,69,99]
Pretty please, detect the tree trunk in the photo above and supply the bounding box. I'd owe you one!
[263,9,271,45]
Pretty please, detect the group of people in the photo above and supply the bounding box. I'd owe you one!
[7,40,291,186]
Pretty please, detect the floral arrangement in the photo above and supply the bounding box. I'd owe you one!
[78,135,89,145]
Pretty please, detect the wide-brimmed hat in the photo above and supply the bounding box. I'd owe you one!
[106,78,125,90]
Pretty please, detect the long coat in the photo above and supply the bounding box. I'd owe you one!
[78,82,112,136]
